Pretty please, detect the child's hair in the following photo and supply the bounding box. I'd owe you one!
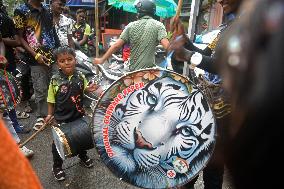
[53,46,76,61]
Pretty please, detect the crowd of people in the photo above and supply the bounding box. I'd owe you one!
[0,0,283,188]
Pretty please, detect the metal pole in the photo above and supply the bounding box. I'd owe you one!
[188,0,201,40]
[95,0,100,58]
[183,0,201,76]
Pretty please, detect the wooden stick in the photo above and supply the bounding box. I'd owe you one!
[95,0,100,75]
[175,0,184,19]
[19,116,54,148]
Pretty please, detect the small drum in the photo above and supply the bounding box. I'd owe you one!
[52,117,94,160]
[93,68,216,188]
[0,69,21,111]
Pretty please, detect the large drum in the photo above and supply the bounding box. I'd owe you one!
[93,68,216,188]
[52,117,94,160]
[0,69,21,111]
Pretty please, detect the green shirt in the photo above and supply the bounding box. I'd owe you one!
[119,16,167,71]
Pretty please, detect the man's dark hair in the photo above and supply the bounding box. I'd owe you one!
[53,46,76,61]
[50,0,66,4]
[76,8,86,15]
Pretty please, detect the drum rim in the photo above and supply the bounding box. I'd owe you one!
[52,126,72,160]
[91,67,211,115]
[91,67,218,188]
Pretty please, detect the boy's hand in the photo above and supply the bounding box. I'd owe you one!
[45,115,53,123]
[85,83,98,92]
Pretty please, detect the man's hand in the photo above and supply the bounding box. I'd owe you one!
[169,35,194,62]
[93,58,104,65]
[36,54,50,66]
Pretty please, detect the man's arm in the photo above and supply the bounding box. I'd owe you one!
[2,23,21,47]
[93,39,125,65]
[78,24,91,46]
[17,29,48,65]
[67,34,75,49]
[2,35,21,47]
[0,35,5,56]
[160,38,170,51]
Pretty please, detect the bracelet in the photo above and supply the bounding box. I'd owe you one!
[34,53,42,60]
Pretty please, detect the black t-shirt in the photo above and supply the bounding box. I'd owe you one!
[50,71,85,123]
[0,10,17,72]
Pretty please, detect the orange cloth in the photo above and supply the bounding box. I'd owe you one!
[0,119,42,189]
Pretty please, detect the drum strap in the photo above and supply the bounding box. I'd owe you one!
[0,86,8,107]
[3,68,17,107]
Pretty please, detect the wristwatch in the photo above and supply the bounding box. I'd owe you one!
[190,52,203,69]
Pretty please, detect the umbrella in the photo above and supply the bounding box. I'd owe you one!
[108,0,177,18]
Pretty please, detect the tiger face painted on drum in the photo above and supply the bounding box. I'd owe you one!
[93,69,216,188]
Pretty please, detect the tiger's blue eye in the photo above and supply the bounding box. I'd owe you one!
[177,126,192,136]
[147,95,157,106]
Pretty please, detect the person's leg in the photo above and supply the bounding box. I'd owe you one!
[3,112,20,143]
[203,115,228,189]
[52,142,63,167]
[52,142,65,181]
[8,109,30,133]
[78,150,94,168]
[3,113,34,157]
[30,65,49,130]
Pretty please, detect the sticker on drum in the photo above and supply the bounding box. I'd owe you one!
[93,68,216,188]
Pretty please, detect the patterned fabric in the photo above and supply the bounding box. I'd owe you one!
[13,3,58,66]
[120,16,167,71]
[54,14,74,47]
[47,70,88,123]
[72,23,91,53]
[204,24,227,84]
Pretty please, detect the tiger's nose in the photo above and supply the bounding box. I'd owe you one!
[134,128,154,150]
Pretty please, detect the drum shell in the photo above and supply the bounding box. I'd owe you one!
[52,117,94,159]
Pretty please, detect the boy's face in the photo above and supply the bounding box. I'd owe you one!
[76,12,86,24]
[57,53,76,76]
[217,0,241,15]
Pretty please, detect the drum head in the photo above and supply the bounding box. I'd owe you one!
[93,68,216,188]
[0,70,21,111]
[52,126,67,160]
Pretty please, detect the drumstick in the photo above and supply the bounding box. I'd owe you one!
[175,0,184,18]
[19,116,54,148]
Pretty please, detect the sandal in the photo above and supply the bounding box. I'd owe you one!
[16,111,30,119]
[33,118,45,131]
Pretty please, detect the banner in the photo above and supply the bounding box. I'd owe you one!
[66,0,95,7]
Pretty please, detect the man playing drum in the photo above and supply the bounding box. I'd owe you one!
[170,0,243,188]
[45,46,97,181]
